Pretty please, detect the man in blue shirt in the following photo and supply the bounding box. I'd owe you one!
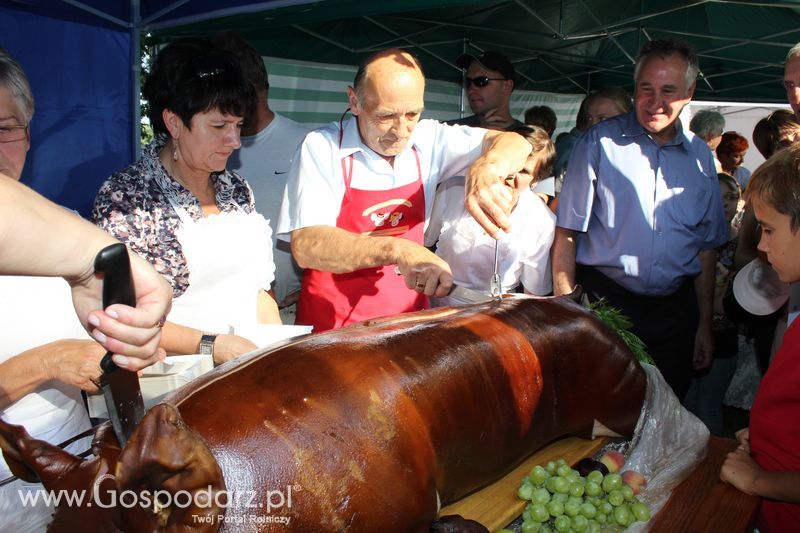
[552,39,728,400]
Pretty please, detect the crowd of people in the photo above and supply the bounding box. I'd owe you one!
[2,31,799,531]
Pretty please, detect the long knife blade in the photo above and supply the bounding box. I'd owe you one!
[95,243,144,447]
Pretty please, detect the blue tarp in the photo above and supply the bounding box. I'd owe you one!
[0,0,310,216]
[1,8,133,217]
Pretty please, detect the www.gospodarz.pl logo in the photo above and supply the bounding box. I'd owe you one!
[17,473,299,524]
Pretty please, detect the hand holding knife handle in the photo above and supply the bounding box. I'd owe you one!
[95,243,136,372]
[95,243,144,447]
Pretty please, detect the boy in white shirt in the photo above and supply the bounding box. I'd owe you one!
[426,125,556,306]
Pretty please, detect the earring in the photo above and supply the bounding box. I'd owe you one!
[172,140,179,162]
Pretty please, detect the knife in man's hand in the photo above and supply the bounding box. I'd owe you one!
[95,243,144,447]
[490,239,502,299]
[448,283,493,303]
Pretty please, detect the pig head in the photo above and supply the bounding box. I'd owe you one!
[0,294,647,532]
[0,402,224,532]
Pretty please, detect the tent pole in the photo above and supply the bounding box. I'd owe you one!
[132,0,142,159]
[459,39,467,118]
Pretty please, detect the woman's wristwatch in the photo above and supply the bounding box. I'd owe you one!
[198,334,218,357]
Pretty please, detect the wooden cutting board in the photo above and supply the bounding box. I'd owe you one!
[440,437,606,531]
[439,436,760,532]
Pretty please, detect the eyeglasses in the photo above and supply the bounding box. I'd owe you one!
[0,124,28,143]
[191,52,236,80]
[464,76,508,88]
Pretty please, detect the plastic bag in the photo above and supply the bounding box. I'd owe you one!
[621,363,710,530]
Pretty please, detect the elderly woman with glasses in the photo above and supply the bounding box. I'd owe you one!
[93,37,281,365]
[0,49,102,530]
[0,48,99,530]
[0,56,30,178]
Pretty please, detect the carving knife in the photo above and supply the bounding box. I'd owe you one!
[392,267,493,303]
[96,243,144,447]
[490,239,501,298]
[448,283,492,304]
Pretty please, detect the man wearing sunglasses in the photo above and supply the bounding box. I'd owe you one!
[447,52,555,204]
[447,51,522,132]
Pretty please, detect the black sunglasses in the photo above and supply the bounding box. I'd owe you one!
[464,75,508,88]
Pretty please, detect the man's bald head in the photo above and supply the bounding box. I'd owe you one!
[353,49,425,105]
[347,49,426,160]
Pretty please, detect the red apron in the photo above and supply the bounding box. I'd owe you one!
[296,124,427,332]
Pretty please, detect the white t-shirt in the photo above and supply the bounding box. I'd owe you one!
[426,177,555,306]
[276,117,487,238]
[227,113,309,304]
[0,275,93,529]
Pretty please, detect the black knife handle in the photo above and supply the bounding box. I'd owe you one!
[94,243,136,308]
[94,243,136,373]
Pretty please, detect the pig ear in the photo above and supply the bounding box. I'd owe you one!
[116,403,225,529]
[0,416,82,485]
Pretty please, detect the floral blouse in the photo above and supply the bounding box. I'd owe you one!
[92,137,255,298]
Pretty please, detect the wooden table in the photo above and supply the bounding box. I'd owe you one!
[440,436,760,532]
[648,436,759,532]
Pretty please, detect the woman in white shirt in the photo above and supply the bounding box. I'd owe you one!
[94,38,281,363]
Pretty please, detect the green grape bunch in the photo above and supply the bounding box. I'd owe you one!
[510,458,652,532]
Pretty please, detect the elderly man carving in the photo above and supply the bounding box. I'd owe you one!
[277,49,534,332]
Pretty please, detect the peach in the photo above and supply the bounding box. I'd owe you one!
[598,450,625,473]
[621,469,648,495]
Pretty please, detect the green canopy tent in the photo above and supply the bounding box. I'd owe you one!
[4,0,800,213]
[151,0,800,103]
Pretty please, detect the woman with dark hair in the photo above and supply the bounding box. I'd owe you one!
[93,37,280,364]
[717,131,752,190]
[523,105,557,137]
[752,109,800,159]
